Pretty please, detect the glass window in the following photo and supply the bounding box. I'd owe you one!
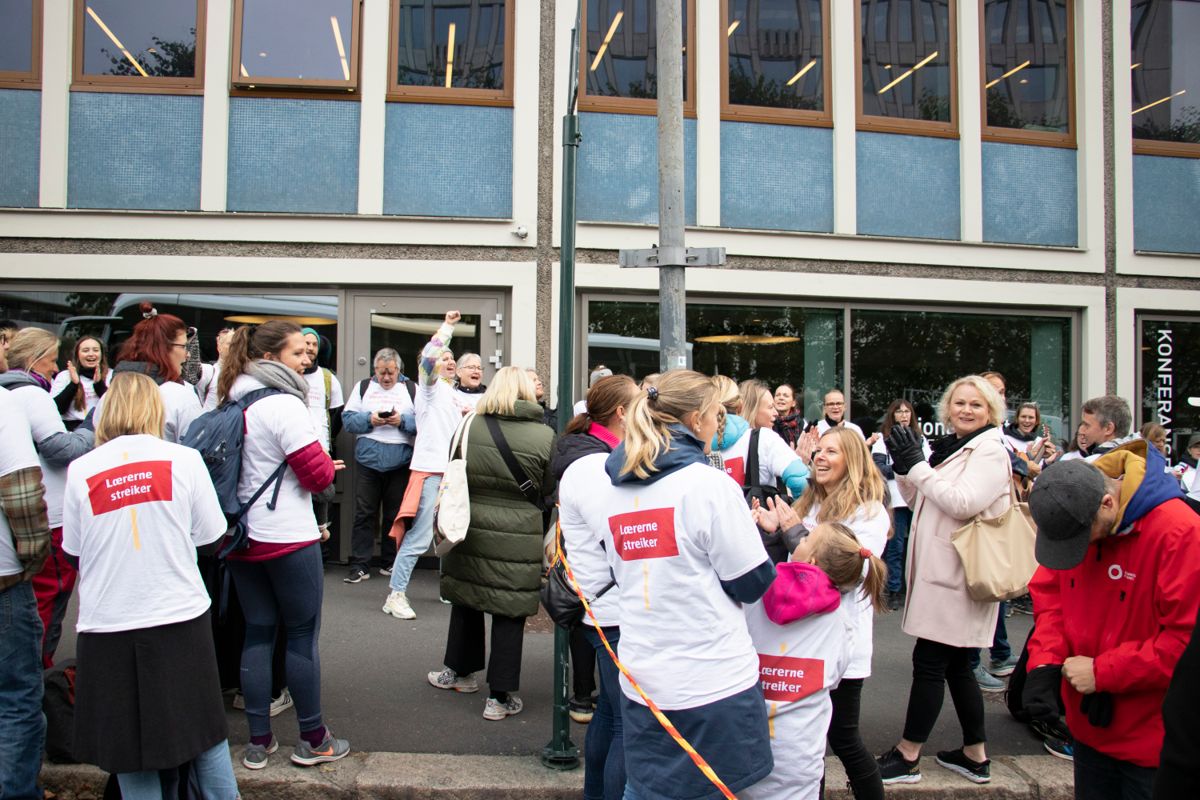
[982,0,1073,142]
[0,0,38,83]
[859,0,955,132]
[390,0,510,102]
[724,0,829,123]
[1138,316,1200,457]
[580,0,695,113]
[850,309,1072,440]
[233,0,359,91]
[1131,0,1200,154]
[585,298,843,420]
[74,0,202,90]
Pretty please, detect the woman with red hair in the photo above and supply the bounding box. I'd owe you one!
[100,303,202,443]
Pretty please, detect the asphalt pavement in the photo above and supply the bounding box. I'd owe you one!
[55,561,1043,762]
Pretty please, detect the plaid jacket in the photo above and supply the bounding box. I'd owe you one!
[0,465,50,591]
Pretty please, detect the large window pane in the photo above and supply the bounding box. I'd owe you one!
[394,0,506,90]
[1139,316,1200,456]
[237,0,356,86]
[983,0,1071,134]
[586,299,843,421]
[850,309,1071,439]
[860,0,953,123]
[727,0,825,113]
[584,0,688,102]
[0,0,35,75]
[79,0,198,79]
[1131,0,1200,145]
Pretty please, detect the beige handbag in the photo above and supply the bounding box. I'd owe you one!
[950,480,1038,603]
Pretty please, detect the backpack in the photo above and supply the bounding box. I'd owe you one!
[181,388,287,558]
[358,377,417,405]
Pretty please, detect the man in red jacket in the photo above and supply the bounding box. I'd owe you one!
[1025,442,1200,800]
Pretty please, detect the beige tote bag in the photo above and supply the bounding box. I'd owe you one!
[950,481,1038,603]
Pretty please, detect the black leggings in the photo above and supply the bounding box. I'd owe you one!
[902,637,987,746]
[827,678,884,800]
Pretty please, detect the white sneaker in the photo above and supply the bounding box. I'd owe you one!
[382,591,416,620]
[269,687,294,717]
[427,667,479,693]
[483,695,524,720]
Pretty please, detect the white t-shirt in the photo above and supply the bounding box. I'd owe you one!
[201,362,223,411]
[718,426,801,489]
[61,434,226,633]
[50,370,111,422]
[343,379,414,448]
[231,374,323,543]
[558,452,619,627]
[456,388,484,410]
[95,378,202,444]
[599,462,768,710]
[872,435,932,508]
[7,384,73,528]
[0,388,42,577]
[741,590,856,800]
[303,368,346,452]
[816,419,866,439]
[410,379,465,474]
[801,502,888,679]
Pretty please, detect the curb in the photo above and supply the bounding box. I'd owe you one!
[43,753,1073,799]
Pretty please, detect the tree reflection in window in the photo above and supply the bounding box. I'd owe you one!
[860,0,952,123]
[80,0,198,79]
[585,0,687,100]
[1131,0,1200,145]
[727,0,824,112]
[983,0,1070,134]
[394,0,506,89]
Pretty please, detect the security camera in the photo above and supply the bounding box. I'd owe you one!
[514,226,529,239]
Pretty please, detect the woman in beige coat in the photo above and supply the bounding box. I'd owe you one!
[874,375,1011,787]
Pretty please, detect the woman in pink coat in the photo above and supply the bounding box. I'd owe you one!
[874,375,1012,787]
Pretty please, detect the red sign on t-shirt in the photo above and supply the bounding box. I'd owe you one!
[758,654,824,702]
[608,507,679,561]
[86,460,173,515]
[723,456,745,486]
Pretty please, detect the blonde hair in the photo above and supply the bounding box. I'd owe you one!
[739,379,772,428]
[7,328,59,372]
[621,370,718,479]
[794,427,887,526]
[938,375,1006,429]
[95,372,165,445]
[810,522,888,613]
[476,365,536,416]
[713,375,742,448]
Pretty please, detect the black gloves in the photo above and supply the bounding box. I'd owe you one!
[1022,665,1063,723]
[885,426,926,476]
[1080,692,1114,728]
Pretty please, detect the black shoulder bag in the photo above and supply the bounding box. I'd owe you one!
[744,428,793,564]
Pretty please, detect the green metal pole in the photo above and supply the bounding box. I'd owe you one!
[543,0,583,772]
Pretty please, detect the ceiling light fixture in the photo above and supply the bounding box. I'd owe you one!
[984,59,1030,89]
[786,59,817,86]
[727,19,740,36]
[445,22,456,87]
[1130,62,1142,69]
[1132,88,1186,115]
[590,11,624,71]
[693,334,800,345]
[86,6,149,77]
[877,50,938,95]
[330,16,350,81]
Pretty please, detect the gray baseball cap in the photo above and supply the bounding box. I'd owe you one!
[1028,460,1106,570]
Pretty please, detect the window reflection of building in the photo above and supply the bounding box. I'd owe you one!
[860,0,953,123]
[393,0,506,90]
[1131,0,1200,146]
[983,0,1070,134]
[581,0,692,110]
[726,0,825,114]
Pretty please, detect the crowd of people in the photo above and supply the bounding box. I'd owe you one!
[0,306,1198,800]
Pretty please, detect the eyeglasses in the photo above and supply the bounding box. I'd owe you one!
[169,342,188,350]
[824,402,844,408]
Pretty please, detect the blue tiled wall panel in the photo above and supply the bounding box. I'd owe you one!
[982,142,1077,247]
[720,121,833,232]
[856,131,959,240]
[68,93,200,211]
[1134,154,1200,254]
[383,104,512,218]
[227,98,359,214]
[0,90,40,207]
[577,113,696,225]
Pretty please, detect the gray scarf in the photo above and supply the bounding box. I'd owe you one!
[245,359,308,402]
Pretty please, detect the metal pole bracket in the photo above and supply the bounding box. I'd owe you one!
[618,246,727,269]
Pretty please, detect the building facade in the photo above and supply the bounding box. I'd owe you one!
[0,0,1198,464]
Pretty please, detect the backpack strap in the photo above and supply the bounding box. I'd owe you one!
[322,368,333,410]
[404,378,417,404]
[745,428,762,490]
[358,378,370,401]
[484,415,542,509]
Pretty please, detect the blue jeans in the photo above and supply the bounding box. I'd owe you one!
[389,474,440,593]
[228,543,324,738]
[967,604,1011,668]
[116,739,239,800]
[583,626,625,800]
[0,581,45,800]
[883,507,912,593]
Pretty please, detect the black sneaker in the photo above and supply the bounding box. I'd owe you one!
[935,748,990,784]
[877,747,921,784]
[1042,736,1074,761]
[343,567,369,584]
[568,697,594,724]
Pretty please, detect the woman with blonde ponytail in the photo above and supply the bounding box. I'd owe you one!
[595,370,775,800]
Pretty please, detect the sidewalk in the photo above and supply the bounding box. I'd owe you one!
[42,752,1074,799]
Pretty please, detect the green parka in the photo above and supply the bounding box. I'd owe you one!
[440,400,556,618]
